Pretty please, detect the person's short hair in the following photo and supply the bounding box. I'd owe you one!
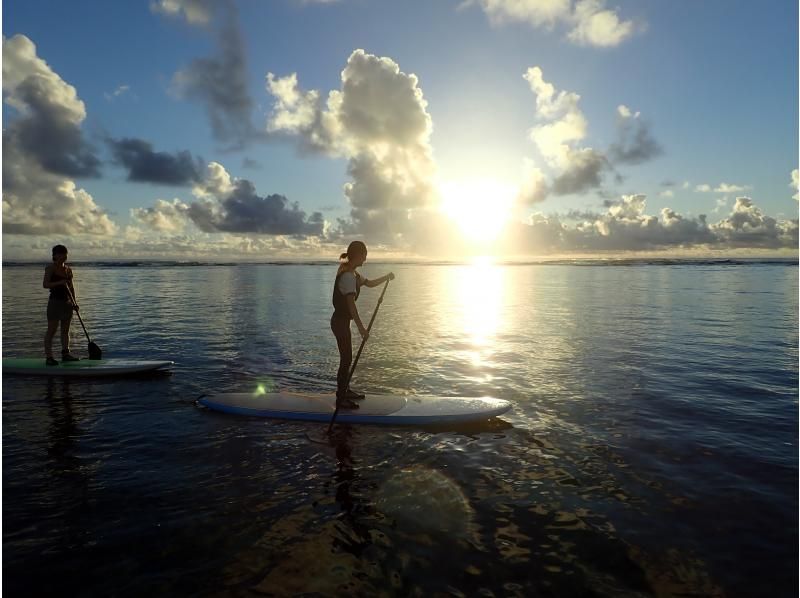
[52,244,68,257]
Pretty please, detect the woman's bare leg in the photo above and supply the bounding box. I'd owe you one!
[44,320,59,359]
[60,317,72,356]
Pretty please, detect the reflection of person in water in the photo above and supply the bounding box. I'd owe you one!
[327,427,374,557]
[45,378,78,461]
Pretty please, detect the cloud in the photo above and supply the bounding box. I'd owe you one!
[133,162,325,236]
[710,197,798,248]
[507,194,796,252]
[695,182,750,194]
[518,158,549,204]
[266,50,438,241]
[150,0,214,25]
[2,34,101,178]
[659,189,674,198]
[104,84,131,101]
[714,182,749,193]
[523,66,611,195]
[567,0,636,47]
[131,198,190,232]
[107,138,205,185]
[169,3,261,148]
[469,0,639,47]
[791,169,798,201]
[712,197,729,213]
[2,35,115,236]
[608,104,662,165]
[550,148,610,195]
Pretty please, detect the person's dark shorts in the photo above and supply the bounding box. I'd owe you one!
[47,298,73,322]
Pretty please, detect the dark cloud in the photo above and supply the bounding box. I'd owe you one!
[609,110,663,165]
[171,6,261,148]
[242,157,262,169]
[5,77,100,178]
[551,149,611,195]
[188,179,324,235]
[107,137,204,185]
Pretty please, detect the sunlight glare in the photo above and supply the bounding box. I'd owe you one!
[438,178,517,243]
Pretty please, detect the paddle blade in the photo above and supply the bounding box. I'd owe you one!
[88,342,102,360]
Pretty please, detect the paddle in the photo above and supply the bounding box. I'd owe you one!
[65,286,102,360]
[327,278,390,434]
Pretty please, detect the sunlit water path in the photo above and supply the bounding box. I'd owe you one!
[3,261,797,596]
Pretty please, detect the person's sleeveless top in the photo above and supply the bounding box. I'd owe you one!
[332,270,360,319]
[49,269,69,301]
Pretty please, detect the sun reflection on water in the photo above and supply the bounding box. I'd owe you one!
[452,256,505,371]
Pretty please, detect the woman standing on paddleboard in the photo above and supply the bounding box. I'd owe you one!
[43,244,80,365]
[331,241,394,409]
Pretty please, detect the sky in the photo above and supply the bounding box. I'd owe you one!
[2,0,798,260]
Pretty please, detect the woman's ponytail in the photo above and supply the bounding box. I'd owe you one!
[339,252,349,261]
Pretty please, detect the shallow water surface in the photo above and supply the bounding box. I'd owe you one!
[3,261,798,596]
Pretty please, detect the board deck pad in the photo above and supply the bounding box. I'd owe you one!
[3,358,174,377]
[199,391,511,425]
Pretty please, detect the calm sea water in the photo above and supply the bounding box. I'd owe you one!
[2,260,798,596]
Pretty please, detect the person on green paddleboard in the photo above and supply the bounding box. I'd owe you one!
[331,241,395,409]
[43,245,80,365]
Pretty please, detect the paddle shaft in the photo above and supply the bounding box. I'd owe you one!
[327,278,390,434]
[64,286,93,343]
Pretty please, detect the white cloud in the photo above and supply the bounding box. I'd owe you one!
[265,73,320,134]
[150,0,214,25]
[523,66,587,169]
[696,182,750,193]
[131,198,190,232]
[791,169,798,201]
[104,84,131,101]
[522,66,610,195]
[2,35,115,236]
[568,0,635,47]
[714,182,749,193]
[712,197,729,213]
[659,189,674,198]
[266,49,438,242]
[710,197,798,248]
[506,195,796,252]
[470,0,638,47]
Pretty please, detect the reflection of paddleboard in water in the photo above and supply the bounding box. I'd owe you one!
[3,358,174,377]
[199,391,512,425]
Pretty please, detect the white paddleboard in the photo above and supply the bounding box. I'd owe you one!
[199,391,512,425]
[3,358,174,377]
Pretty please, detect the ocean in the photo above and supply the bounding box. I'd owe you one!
[2,259,798,596]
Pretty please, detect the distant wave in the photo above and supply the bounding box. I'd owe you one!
[3,258,797,268]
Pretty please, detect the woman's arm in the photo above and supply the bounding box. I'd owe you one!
[363,272,395,288]
[346,295,367,338]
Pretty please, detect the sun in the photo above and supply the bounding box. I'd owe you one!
[438,178,518,243]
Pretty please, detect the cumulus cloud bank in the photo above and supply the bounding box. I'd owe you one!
[505,194,797,253]
[2,34,115,236]
[132,162,325,236]
[265,49,438,241]
[469,0,639,47]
